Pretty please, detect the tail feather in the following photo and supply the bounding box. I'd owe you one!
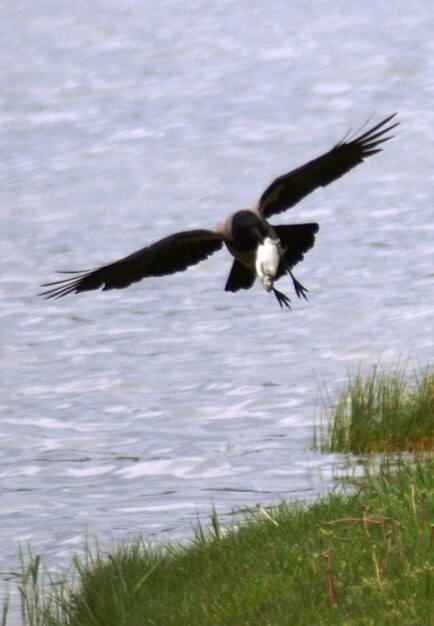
[224,260,256,292]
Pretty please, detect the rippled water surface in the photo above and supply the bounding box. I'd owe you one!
[1,0,433,617]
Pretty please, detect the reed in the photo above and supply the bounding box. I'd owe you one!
[313,364,433,453]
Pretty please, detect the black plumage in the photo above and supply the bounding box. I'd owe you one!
[41,114,398,307]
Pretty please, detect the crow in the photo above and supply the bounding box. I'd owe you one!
[41,114,398,308]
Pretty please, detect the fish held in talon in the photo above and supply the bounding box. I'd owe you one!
[40,113,398,309]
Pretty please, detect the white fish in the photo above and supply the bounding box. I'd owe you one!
[255,237,281,293]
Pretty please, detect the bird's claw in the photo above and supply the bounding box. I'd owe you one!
[293,278,309,300]
[272,287,291,309]
[289,270,309,300]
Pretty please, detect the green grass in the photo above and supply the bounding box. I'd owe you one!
[8,458,434,626]
[5,364,433,625]
[313,364,433,453]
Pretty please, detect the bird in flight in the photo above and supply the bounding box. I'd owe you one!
[40,113,398,308]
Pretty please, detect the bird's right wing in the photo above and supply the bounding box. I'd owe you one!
[40,229,223,299]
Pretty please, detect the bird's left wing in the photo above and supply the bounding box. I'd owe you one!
[258,113,398,219]
[40,229,223,299]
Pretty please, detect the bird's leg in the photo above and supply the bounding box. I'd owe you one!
[288,268,309,300]
[272,287,291,309]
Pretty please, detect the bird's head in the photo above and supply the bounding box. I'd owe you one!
[231,210,268,249]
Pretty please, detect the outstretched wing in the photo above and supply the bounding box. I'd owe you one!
[40,229,223,299]
[258,113,398,219]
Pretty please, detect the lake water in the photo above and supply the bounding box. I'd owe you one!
[1,0,433,619]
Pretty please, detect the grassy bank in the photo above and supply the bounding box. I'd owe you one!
[313,364,433,453]
[11,458,434,626]
[5,364,433,625]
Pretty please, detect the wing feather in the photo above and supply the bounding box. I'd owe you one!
[259,114,398,218]
[274,223,319,279]
[40,229,223,299]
